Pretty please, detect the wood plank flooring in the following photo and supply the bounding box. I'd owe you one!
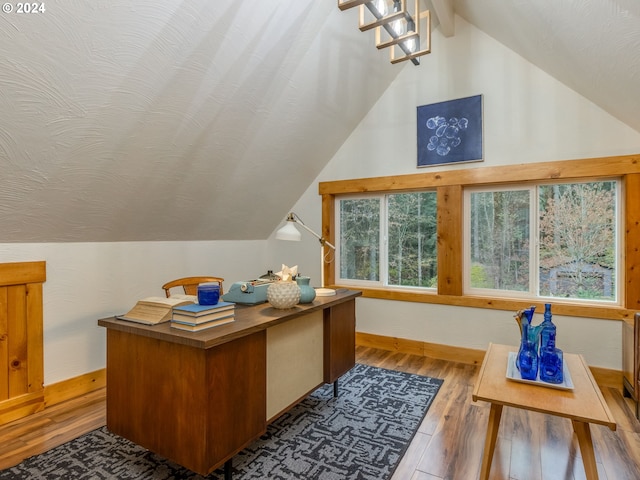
[1,346,639,479]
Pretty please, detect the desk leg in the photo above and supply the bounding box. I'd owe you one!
[479,403,503,480]
[333,379,339,398]
[572,420,599,480]
[224,458,233,480]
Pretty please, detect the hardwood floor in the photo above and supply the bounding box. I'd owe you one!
[362,346,640,480]
[1,346,639,479]
[0,388,106,471]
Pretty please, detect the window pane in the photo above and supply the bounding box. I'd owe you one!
[339,198,380,281]
[469,190,530,291]
[388,192,438,287]
[538,182,617,301]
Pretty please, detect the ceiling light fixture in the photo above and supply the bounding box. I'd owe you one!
[338,0,431,65]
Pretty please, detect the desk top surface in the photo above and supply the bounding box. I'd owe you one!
[98,288,361,350]
[472,343,616,430]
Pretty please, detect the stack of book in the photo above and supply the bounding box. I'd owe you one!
[116,295,196,325]
[170,301,235,332]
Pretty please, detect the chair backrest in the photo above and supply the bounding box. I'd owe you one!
[162,276,224,297]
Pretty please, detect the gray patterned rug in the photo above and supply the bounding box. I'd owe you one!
[1,364,442,479]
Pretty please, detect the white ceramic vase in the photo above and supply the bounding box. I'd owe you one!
[267,281,301,309]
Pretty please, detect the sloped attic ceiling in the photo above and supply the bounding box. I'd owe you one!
[454,0,640,135]
[1,1,639,243]
[0,1,402,242]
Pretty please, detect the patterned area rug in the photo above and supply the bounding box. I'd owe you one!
[1,364,443,479]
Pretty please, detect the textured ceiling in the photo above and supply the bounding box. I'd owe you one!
[0,0,638,243]
[454,0,640,134]
[0,0,401,242]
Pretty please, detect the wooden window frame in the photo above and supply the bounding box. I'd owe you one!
[318,153,640,322]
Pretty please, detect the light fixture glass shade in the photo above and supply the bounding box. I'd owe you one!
[389,4,429,63]
[371,0,388,17]
[404,35,417,52]
[391,18,405,36]
[275,222,302,241]
[339,0,429,66]
[358,0,406,32]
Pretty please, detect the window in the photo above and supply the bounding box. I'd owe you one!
[467,188,532,293]
[338,197,381,283]
[465,180,619,303]
[322,154,637,318]
[337,192,438,288]
[538,182,618,301]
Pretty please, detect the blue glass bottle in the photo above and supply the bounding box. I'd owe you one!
[517,306,539,381]
[539,304,555,352]
[540,346,564,384]
[516,306,537,372]
[518,334,539,380]
[539,303,564,383]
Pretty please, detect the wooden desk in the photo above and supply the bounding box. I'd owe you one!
[472,343,616,480]
[98,289,361,476]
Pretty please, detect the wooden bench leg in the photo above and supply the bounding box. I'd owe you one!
[572,420,599,480]
[479,403,503,480]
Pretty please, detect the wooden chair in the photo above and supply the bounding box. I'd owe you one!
[162,276,224,297]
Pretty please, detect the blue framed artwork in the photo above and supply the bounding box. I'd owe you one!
[417,95,483,167]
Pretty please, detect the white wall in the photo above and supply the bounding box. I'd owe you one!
[0,241,269,385]
[267,16,640,370]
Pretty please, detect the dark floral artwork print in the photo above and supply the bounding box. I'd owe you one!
[417,95,483,167]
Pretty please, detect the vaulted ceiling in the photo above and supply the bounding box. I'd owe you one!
[455,0,640,134]
[1,1,638,243]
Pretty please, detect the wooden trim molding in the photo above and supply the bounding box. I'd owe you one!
[356,331,485,365]
[346,287,632,321]
[319,153,640,320]
[0,369,106,426]
[356,332,622,389]
[0,261,46,287]
[319,154,640,195]
[437,185,462,296]
[0,261,46,426]
[321,194,336,288]
[625,173,640,311]
[0,262,106,424]
[44,369,106,408]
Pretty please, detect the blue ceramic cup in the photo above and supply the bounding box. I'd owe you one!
[197,283,220,305]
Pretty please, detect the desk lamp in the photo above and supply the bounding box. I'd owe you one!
[275,213,336,296]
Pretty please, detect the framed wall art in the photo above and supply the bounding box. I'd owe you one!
[417,94,483,168]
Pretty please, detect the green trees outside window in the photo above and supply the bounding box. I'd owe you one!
[338,192,438,288]
[538,182,616,301]
[339,197,381,282]
[467,181,618,302]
